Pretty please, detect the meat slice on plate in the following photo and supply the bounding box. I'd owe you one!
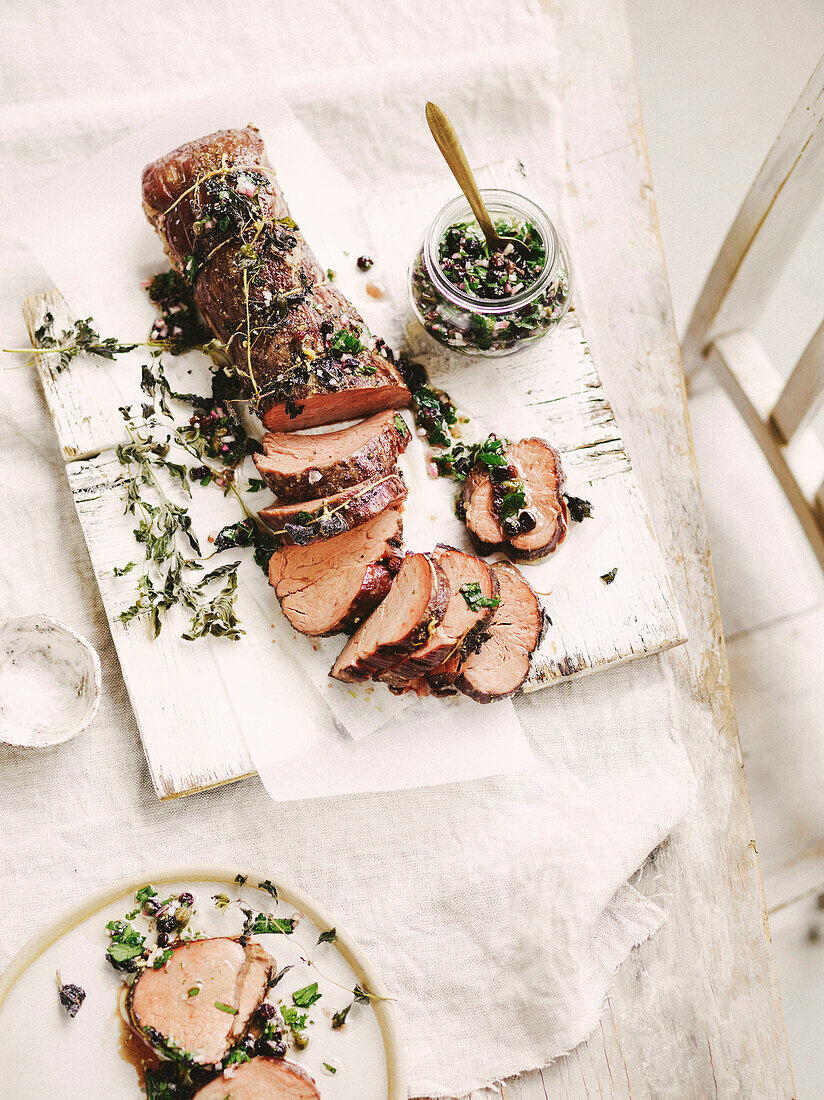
[142,127,411,433]
[330,552,450,683]
[193,1057,320,1099]
[462,437,568,561]
[269,506,404,636]
[128,938,274,1067]
[259,472,407,546]
[254,409,411,502]
[457,563,545,703]
[378,545,499,691]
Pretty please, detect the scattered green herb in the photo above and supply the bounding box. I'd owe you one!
[292,982,322,1008]
[153,948,173,969]
[257,880,278,900]
[17,314,139,372]
[331,1002,352,1029]
[105,920,147,973]
[459,582,501,613]
[316,928,337,946]
[214,1001,239,1015]
[323,1063,338,1075]
[600,568,618,585]
[564,494,593,523]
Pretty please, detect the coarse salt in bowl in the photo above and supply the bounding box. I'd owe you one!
[0,615,102,748]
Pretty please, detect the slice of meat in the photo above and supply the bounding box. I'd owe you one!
[268,506,404,636]
[457,562,544,703]
[142,128,411,434]
[193,1057,320,1099]
[330,552,450,683]
[378,545,499,691]
[128,938,274,1067]
[255,409,411,502]
[259,472,407,545]
[259,351,411,433]
[462,438,568,561]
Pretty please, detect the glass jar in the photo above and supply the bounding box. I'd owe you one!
[408,189,574,357]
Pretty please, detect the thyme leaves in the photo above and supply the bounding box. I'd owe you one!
[4,313,139,372]
[564,493,594,523]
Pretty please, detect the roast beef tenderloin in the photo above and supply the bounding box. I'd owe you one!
[268,506,404,636]
[192,1057,320,1099]
[462,437,568,561]
[128,938,274,1067]
[142,128,410,431]
[329,552,450,683]
[457,562,544,702]
[255,409,411,502]
[259,472,407,546]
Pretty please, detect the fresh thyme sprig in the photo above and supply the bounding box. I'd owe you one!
[2,313,160,371]
[114,361,245,642]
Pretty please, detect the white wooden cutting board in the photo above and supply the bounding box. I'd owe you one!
[22,164,686,800]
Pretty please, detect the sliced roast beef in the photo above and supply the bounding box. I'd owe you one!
[268,506,404,635]
[255,409,411,502]
[330,552,450,683]
[193,1057,320,1099]
[128,938,274,1067]
[462,437,568,561]
[457,562,544,703]
[379,545,499,691]
[142,128,411,433]
[259,472,407,545]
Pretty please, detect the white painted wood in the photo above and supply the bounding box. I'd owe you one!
[65,452,255,799]
[771,317,824,442]
[22,291,148,460]
[726,602,824,914]
[474,1,795,1096]
[25,160,688,795]
[681,54,824,378]
[366,158,687,691]
[688,383,824,638]
[707,330,824,569]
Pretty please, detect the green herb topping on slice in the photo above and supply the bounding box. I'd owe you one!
[459,582,501,613]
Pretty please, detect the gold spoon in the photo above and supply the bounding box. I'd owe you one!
[425,101,531,261]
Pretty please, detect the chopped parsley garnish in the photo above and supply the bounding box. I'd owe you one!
[257,880,278,899]
[187,986,200,998]
[105,920,147,972]
[316,928,337,945]
[153,948,173,969]
[214,1001,239,1015]
[331,1003,352,1029]
[292,982,322,1008]
[136,884,157,903]
[600,568,618,585]
[323,1063,338,1074]
[459,582,501,613]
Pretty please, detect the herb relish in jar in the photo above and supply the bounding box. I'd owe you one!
[409,190,573,356]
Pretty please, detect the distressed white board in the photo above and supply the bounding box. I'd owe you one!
[365,159,687,689]
[23,159,685,798]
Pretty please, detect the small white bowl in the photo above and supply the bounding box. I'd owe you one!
[0,615,102,747]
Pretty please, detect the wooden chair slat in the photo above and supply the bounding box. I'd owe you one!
[708,331,824,569]
[771,318,824,443]
[682,55,824,378]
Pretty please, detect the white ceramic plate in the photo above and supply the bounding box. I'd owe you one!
[0,867,406,1099]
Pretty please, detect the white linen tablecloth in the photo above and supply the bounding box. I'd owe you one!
[0,1,696,1095]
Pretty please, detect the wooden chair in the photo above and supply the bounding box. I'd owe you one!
[681,55,824,569]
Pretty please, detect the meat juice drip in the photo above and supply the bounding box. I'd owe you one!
[117,992,160,1089]
[365,280,386,301]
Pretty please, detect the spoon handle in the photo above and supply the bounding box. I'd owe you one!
[426,102,498,247]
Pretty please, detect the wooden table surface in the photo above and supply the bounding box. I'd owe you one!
[456,1,797,1096]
